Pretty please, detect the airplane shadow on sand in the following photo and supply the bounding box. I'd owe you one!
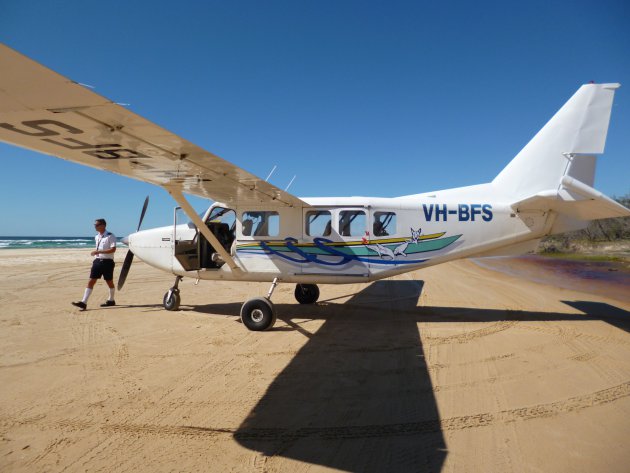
[190,281,630,472]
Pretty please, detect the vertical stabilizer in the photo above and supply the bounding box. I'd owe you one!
[493,83,619,200]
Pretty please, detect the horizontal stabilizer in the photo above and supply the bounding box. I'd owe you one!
[512,176,630,221]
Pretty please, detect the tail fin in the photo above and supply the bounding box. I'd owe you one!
[495,83,630,229]
[493,83,620,200]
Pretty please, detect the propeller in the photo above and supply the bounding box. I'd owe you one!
[117,196,149,290]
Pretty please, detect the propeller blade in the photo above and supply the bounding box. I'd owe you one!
[117,250,134,290]
[119,196,149,291]
[137,195,149,232]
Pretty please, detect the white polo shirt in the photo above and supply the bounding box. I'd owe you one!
[95,231,116,260]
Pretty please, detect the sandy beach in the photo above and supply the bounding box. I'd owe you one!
[1,248,629,472]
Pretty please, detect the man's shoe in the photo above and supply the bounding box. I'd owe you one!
[100,300,116,307]
[72,301,87,310]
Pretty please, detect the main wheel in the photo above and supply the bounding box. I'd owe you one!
[240,297,276,331]
[163,290,181,311]
[295,284,320,304]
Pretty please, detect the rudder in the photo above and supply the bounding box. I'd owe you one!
[493,83,620,200]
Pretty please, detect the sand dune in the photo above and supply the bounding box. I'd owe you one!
[1,249,629,472]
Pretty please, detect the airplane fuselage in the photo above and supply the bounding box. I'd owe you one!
[128,182,552,284]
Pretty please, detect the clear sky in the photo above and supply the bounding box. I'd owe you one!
[1,0,628,237]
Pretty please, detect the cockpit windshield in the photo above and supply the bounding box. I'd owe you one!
[185,210,210,229]
[206,207,236,231]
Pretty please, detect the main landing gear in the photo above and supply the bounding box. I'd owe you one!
[294,284,320,305]
[240,279,321,331]
[240,278,278,331]
[162,276,321,332]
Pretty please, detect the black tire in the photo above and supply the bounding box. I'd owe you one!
[240,297,276,331]
[163,290,181,311]
[294,284,320,304]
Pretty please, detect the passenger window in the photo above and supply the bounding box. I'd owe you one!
[339,210,366,237]
[373,212,396,236]
[242,211,279,237]
[306,210,332,237]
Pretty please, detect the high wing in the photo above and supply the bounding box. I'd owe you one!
[0,44,306,208]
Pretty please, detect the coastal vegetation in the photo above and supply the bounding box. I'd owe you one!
[538,194,630,259]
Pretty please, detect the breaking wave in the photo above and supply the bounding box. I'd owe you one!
[0,237,120,249]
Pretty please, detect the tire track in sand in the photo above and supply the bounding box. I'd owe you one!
[14,381,630,440]
[521,323,630,347]
[423,320,518,345]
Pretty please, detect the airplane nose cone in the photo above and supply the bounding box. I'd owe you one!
[122,236,130,245]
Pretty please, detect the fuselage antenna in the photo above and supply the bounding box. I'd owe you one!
[265,165,277,182]
[285,175,297,192]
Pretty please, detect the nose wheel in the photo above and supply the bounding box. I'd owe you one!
[163,276,182,311]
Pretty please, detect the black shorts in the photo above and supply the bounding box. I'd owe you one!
[90,259,115,280]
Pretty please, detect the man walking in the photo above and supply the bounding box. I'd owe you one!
[72,218,117,310]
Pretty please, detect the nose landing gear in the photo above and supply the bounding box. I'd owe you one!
[163,276,182,311]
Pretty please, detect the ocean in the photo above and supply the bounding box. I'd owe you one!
[0,236,125,249]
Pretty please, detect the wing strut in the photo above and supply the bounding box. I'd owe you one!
[165,186,243,274]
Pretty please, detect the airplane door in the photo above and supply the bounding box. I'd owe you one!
[301,207,370,278]
[172,206,200,272]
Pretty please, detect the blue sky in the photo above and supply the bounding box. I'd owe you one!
[1,0,628,237]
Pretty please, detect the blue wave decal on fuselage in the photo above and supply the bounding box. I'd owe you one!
[237,234,462,267]
[263,238,352,266]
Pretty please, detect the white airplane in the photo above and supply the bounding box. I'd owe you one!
[1,44,628,331]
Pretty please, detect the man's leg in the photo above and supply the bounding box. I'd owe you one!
[104,279,115,304]
[101,260,116,306]
[83,278,97,302]
[72,278,97,310]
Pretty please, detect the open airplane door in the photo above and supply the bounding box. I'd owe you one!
[172,205,237,273]
[172,206,193,273]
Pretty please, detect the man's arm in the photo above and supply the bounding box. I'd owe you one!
[90,234,117,256]
[95,247,116,255]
